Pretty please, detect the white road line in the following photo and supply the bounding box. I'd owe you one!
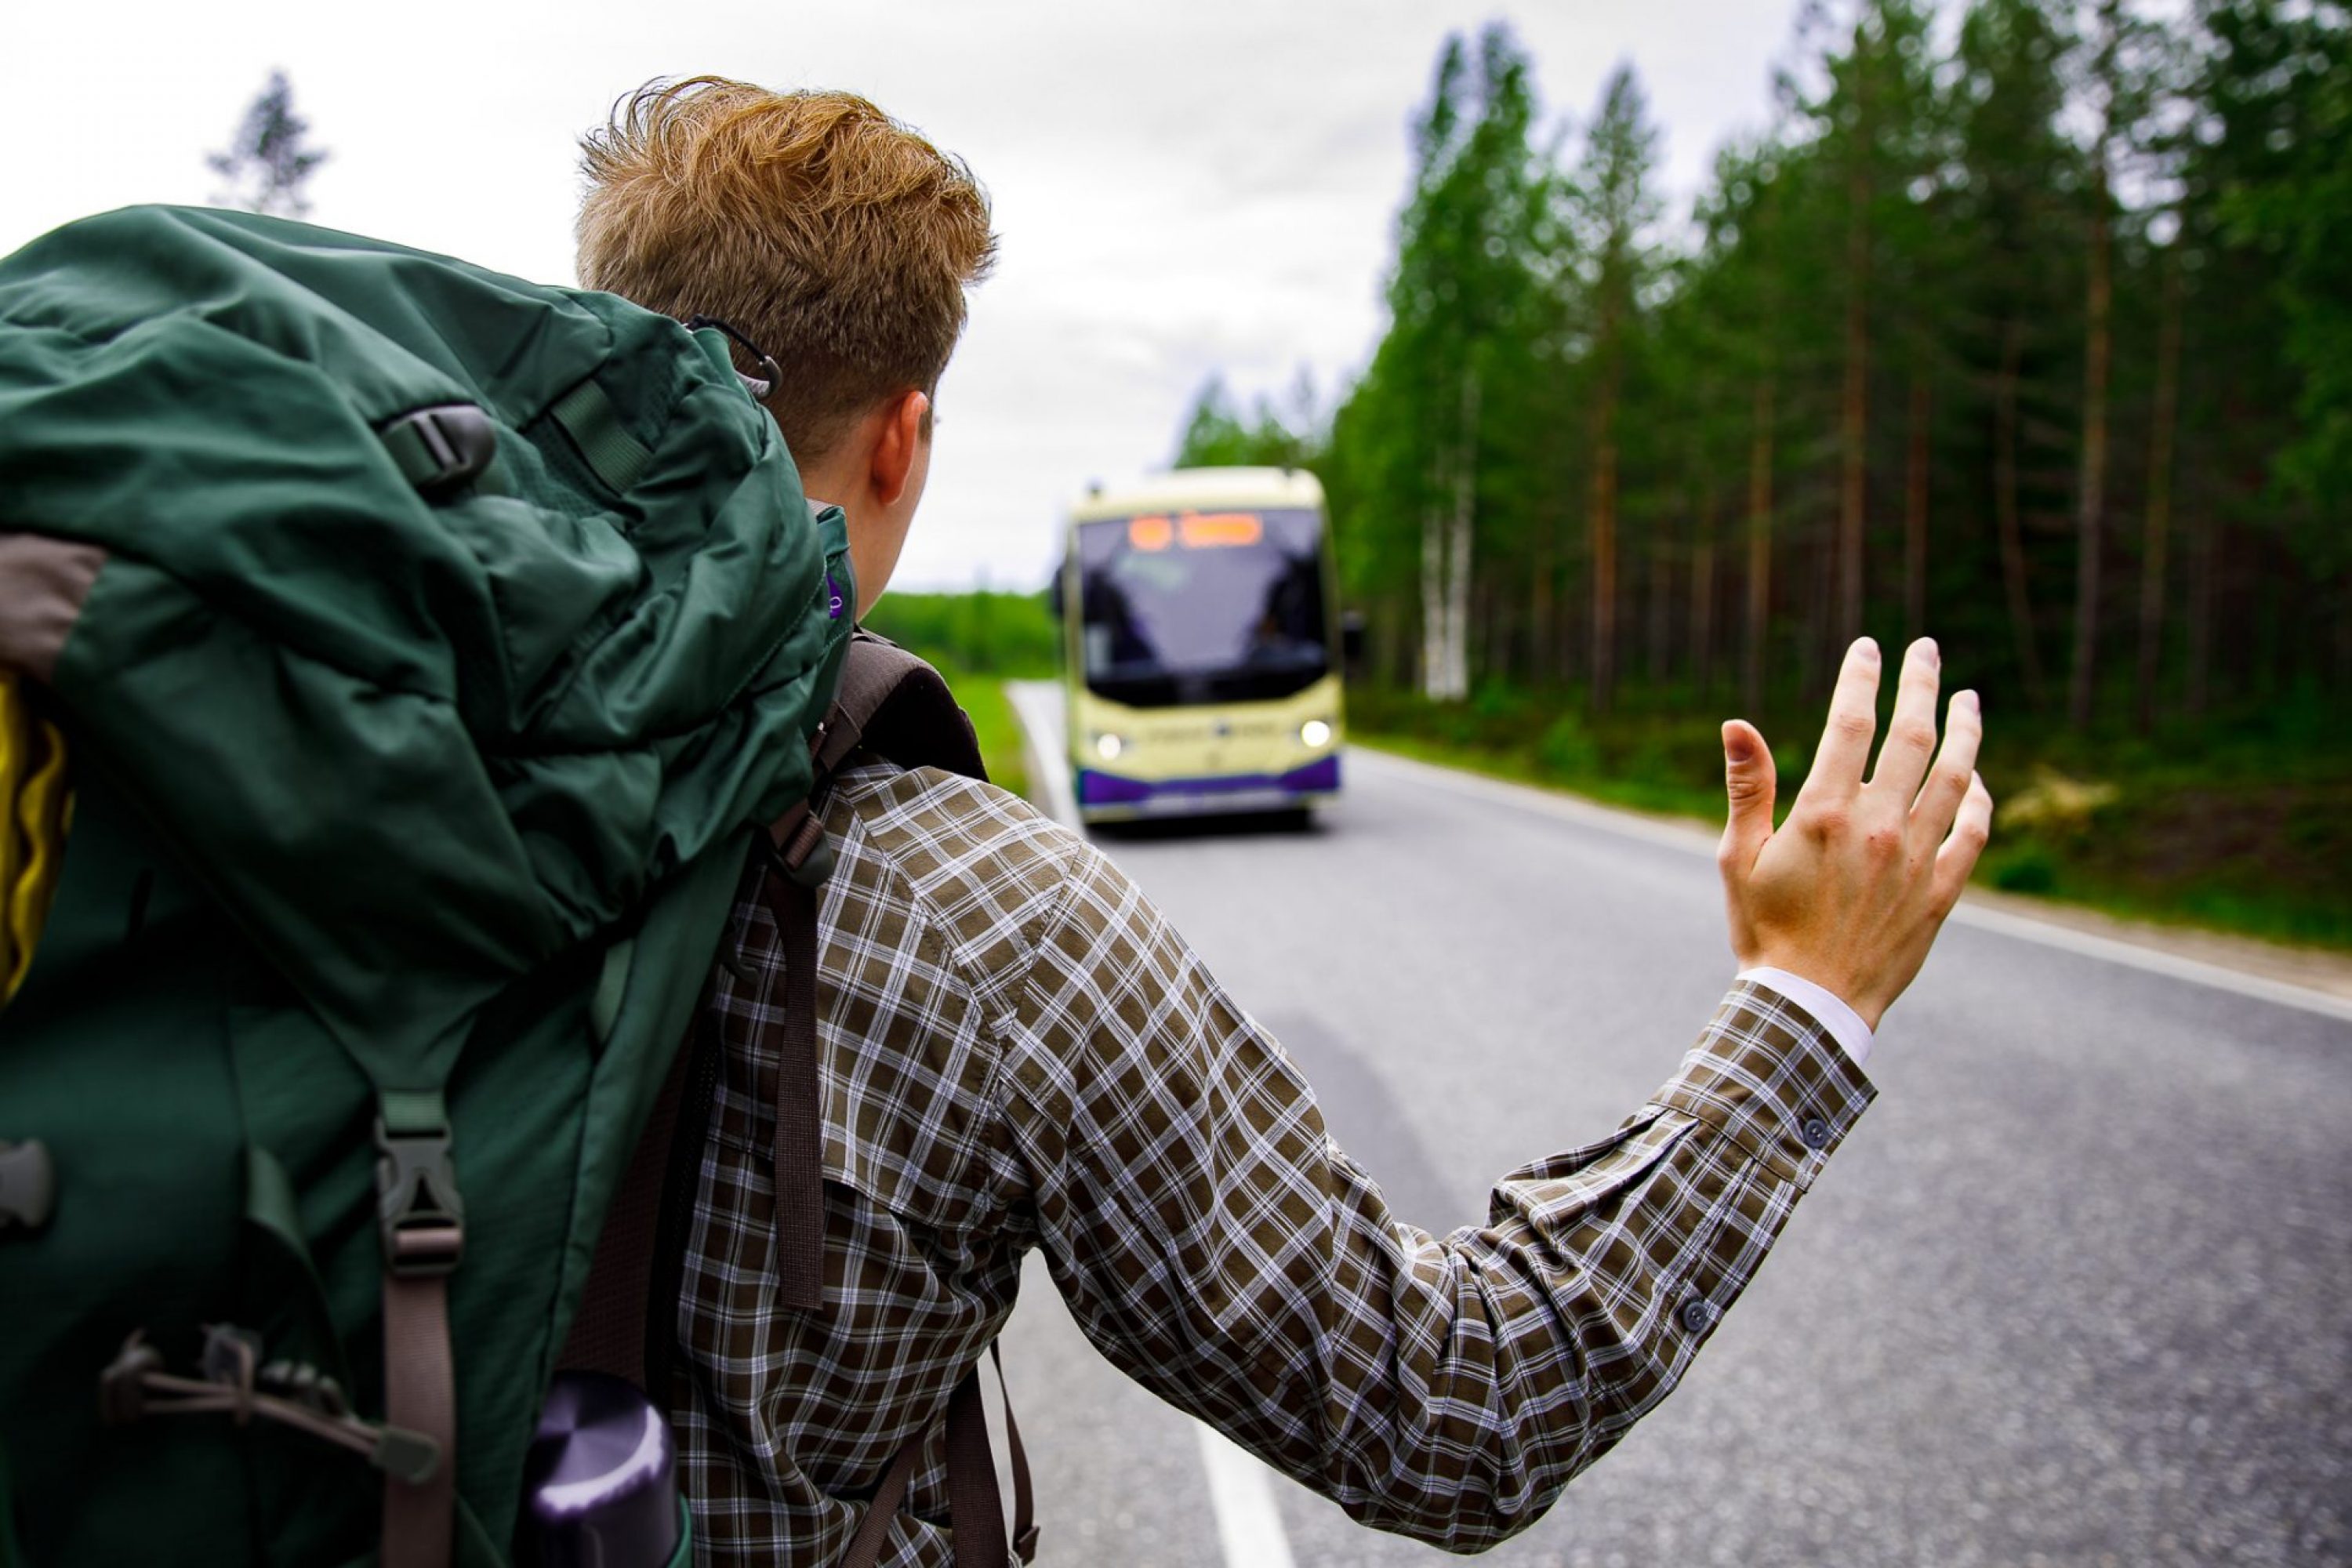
[1195,1422,1299,1568]
[1936,900,2352,1024]
[1004,680,1305,1568]
[1354,744,2352,1026]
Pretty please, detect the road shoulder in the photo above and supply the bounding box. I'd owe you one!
[1352,742,2352,1014]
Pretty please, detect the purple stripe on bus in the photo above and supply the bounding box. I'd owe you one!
[1077,754,1341,807]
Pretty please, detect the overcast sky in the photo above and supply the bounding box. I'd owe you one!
[5,0,1810,592]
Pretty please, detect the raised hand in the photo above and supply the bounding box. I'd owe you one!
[1716,637,1994,1030]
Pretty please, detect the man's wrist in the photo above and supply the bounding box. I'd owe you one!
[1734,966,1875,1069]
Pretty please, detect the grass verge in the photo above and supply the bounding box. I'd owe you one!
[942,670,1029,803]
[1350,685,2352,953]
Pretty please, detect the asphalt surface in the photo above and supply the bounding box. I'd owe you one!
[994,690,2352,1567]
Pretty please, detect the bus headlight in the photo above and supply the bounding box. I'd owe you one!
[1094,732,1127,762]
[1299,719,1334,750]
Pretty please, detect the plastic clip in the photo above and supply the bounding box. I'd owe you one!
[379,405,498,499]
[374,1114,464,1277]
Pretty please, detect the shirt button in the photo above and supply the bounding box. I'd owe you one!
[1799,1116,1832,1150]
[1678,1296,1714,1333]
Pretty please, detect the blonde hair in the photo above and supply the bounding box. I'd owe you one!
[578,77,996,462]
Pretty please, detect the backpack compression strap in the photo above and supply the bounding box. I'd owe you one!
[837,1344,1036,1568]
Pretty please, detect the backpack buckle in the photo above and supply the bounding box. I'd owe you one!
[374,1115,464,1277]
[379,404,498,499]
[768,803,836,888]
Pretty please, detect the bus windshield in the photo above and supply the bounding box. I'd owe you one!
[1076,507,1329,706]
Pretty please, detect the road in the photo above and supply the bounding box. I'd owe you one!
[993,684,2352,1567]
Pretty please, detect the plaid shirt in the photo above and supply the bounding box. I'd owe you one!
[673,761,1876,1563]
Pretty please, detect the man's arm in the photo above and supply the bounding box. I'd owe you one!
[1006,907,1867,1548]
[996,636,1986,1549]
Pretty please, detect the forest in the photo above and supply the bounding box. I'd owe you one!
[1173,0,2352,944]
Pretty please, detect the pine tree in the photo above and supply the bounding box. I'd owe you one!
[1566,64,1664,713]
[208,71,328,219]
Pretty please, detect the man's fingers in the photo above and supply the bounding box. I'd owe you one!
[1911,689,1981,844]
[1930,771,1995,911]
[1868,638,1943,800]
[1794,637,1882,811]
[1717,718,1777,881]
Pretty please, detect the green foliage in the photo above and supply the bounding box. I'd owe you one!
[1172,373,1321,470]
[1537,713,1601,775]
[1353,679,2352,946]
[1163,5,2352,942]
[2205,0,2352,557]
[858,593,1057,801]
[1178,0,2351,741]
[1990,842,2063,892]
[862,590,1059,678]
[948,674,1031,804]
[1325,20,1563,691]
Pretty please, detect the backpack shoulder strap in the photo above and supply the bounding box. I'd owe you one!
[770,630,985,893]
[811,630,988,786]
[564,632,989,1373]
[566,630,1036,1564]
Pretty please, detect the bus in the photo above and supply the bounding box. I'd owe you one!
[1056,467,1346,824]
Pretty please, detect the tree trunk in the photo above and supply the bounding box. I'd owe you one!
[2136,248,2182,733]
[1530,528,1555,689]
[2187,506,2213,718]
[1744,378,1774,714]
[1590,350,1621,713]
[1905,368,1930,645]
[2069,2,2122,729]
[2070,163,2112,729]
[1420,496,1446,700]
[1994,317,2044,706]
[1838,117,1871,649]
[1480,578,1508,685]
[1805,534,1836,699]
[1690,495,1716,696]
[1442,368,1481,702]
[1647,535,1674,684]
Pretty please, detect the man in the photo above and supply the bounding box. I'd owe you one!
[575,78,1994,1563]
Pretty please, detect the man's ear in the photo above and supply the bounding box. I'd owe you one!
[870,389,931,507]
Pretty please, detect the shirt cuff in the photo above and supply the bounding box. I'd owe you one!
[1736,966,1875,1069]
[1655,982,1877,1190]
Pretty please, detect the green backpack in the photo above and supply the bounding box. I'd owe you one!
[0,205,856,1566]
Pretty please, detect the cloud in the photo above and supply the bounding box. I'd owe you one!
[2,0,1806,591]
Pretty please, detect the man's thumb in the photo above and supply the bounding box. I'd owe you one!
[1719,719,1777,873]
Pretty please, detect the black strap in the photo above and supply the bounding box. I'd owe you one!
[838,1425,928,1567]
[821,632,989,785]
[557,1010,702,1385]
[837,1346,1035,1568]
[944,1367,1007,1568]
[758,860,829,1312]
[988,1344,1038,1563]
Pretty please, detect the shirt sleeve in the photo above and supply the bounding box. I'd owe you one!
[996,840,1876,1552]
[1736,964,1876,1068]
